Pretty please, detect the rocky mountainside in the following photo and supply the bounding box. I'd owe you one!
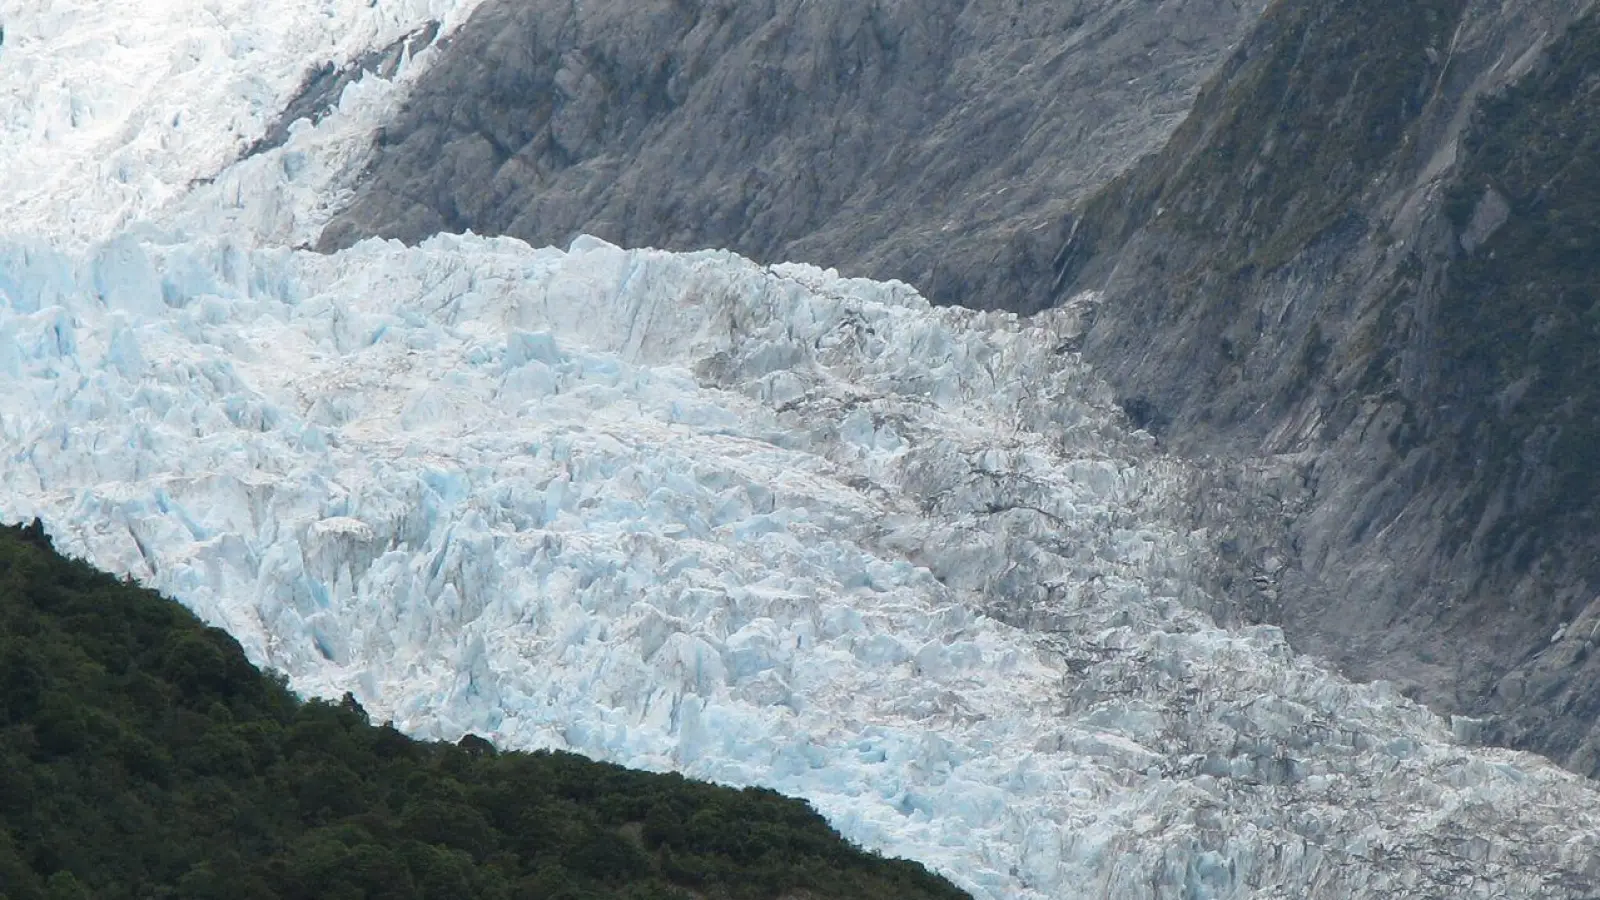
[1059,0,1600,777]
[317,0,1600,778]
[315,0,1270,311]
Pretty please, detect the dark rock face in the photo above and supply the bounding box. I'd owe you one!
[1060,0,1600,775]
[316,0,1270,311]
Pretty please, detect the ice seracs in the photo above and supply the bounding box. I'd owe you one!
[2,230,1599,898]
[0,0,487,247]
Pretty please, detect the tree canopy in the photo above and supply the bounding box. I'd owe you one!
[0,520,968,900]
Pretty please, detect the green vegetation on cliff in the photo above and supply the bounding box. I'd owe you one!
[1081,0,1465,276]
[0,520,968,900]
[1440,10,1600,567]
[1057,0,1467,437]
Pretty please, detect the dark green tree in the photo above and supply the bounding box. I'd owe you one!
[0,521,968,900]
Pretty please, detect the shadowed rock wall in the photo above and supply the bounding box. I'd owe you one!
[1060,0,1600,775]
[317,0,1270,312]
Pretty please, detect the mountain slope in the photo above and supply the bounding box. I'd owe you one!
[314,0,1271,311]
[1055,0,1600,776]
[0,519,966,900]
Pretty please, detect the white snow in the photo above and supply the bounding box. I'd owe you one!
[0,0,484,246]
[3,1,1600,898]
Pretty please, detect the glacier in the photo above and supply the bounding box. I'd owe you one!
[0,0,487,246]
[3,1,1600,898]
[5,231,1600,897]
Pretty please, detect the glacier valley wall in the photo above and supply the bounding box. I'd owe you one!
[314,0,1600,780]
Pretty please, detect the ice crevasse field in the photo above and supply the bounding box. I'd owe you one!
[3,2,1600,898]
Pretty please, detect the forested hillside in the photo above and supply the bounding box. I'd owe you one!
[0,520,967,900]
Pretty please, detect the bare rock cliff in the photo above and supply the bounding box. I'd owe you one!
[316,0,1271,313]
[1061,0,1600,775]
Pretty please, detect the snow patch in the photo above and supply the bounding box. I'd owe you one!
[0,0,488,245]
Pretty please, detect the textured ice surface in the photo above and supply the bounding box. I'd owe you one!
[3,232,1600,898]
[0,0,484,246]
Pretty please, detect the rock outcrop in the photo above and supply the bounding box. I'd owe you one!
[316,0,1271,314]
[1059,0,1600,775]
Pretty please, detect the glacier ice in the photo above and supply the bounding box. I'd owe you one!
[0,0,486,246]
[2,231,1600,898]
